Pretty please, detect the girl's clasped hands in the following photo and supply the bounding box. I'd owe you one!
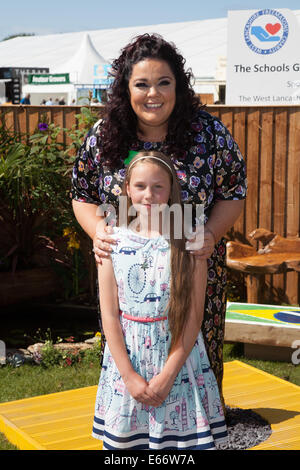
[124,369,173,408]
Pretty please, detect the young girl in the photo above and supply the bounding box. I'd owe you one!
[92,151,227,450]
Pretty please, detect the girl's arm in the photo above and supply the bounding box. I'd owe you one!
[148,258,207,402]
[98,257,161,407]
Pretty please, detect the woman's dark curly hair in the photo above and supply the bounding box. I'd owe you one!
[100,33,202,167]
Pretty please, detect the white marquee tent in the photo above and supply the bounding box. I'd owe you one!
[54,33,108,84]
[0,10,299,103]
[17,33,110,105]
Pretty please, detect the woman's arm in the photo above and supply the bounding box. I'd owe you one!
[98,257,161,407]
[72,200,116,262]
[72,200,104,240]
[148,258,207,402]
[189,199,245,259]
[205,199,245,245]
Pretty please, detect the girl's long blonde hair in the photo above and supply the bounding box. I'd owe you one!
[121,151,195,353]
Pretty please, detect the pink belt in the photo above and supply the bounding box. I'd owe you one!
[119,310,167,323]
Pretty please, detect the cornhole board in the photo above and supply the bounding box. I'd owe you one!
[225,302,300,361]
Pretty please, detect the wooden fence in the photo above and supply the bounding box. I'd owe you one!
[1,104,299,305]
[211,106,300,306]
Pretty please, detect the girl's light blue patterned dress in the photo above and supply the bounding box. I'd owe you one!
[92,227,227,450]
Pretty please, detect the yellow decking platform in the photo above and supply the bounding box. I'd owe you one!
[0,360,299,450]
[223,361,300,450]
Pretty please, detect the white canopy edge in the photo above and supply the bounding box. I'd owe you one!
[22,84,75,93]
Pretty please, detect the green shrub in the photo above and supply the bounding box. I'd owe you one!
[0,109,97,300]
[0,119,73,272]
[35,339,102,369]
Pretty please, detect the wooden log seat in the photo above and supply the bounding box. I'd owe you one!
[226,228,300,303]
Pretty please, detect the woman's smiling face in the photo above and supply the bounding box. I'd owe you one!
[128,58,176,138]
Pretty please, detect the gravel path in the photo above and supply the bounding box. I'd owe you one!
[216,406,272,450]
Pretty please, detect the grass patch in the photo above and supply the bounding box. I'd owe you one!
[223,343,300,386]
[0,361,101,403]
[0,433,18,450]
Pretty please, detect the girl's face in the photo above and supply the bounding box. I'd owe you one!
[128,59,176,136]
[126,162,171,216]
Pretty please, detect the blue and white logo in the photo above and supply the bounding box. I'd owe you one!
[244,9,289,54]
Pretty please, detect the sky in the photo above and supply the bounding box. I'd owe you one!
[1,0,300,41]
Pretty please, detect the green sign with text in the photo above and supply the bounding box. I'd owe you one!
[28,73,70,85]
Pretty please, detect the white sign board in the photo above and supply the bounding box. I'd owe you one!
[226,9,300,105]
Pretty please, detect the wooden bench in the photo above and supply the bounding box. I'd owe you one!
[226,228,300,303]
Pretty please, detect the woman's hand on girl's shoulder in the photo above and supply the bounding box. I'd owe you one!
[93,225,117,264]
[186,225,216,259]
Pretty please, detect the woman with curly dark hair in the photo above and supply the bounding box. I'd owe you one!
[100,33,200,166]
[71,33,247,419]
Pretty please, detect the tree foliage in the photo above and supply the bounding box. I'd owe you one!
[2,33,35,42]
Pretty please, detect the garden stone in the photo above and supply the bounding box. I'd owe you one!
[52,342,93,352]
[7,348,32,359]
[27,341,94,356]
[84,336,100,345]
[27,343,45,355]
